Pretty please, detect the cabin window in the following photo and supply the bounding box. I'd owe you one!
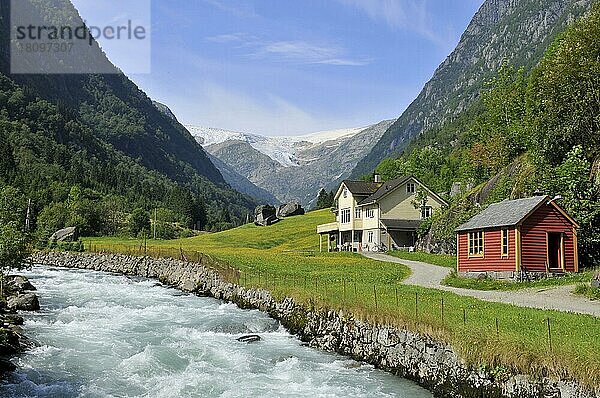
[341,208,351,224]
[368,231,374,243]
[501,229,509,257]
[355,208,361,219]
[421,206,433,219]
[406,183,416,194]
[343,188,348,198]
[468,231,484,257]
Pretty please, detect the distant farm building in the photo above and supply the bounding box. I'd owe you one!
[455,196,579,279]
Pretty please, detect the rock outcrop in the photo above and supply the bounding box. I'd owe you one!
[353,0,594,177]
[32,252,599,398]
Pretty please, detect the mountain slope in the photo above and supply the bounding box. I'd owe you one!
[206,153,279,205]
[191,120,393,206]
[0,0,256,231]
[0,1,224,186]
[353,0,595,177]
[151,102,278,205]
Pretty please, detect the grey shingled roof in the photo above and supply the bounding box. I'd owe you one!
[358,176,411,205]
[381,219,421,231]
[342,180,381,196]
[455,196,548,232]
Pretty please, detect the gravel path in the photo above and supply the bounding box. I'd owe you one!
[362,252,600,317]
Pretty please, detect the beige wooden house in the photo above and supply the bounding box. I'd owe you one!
[317,175,447,252]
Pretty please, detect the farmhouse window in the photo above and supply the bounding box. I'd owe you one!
[341,208,351,224]
[355,208,361,219]
[343,188,348,198]
[468,231,484,257]
[406,183,416,194]
[366,208,375,218]
[368,231,374,243]
[501,229,509,257]
[421,206,433,219]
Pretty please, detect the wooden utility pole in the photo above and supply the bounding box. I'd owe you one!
[25,198,32,231]
[153,208,157,240]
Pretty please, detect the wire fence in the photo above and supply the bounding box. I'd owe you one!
[87,242,241,285]
[85,241,598,362]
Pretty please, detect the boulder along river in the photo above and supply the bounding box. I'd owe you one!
[0,266,432,397]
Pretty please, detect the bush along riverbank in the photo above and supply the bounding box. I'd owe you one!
[0,275,40,374]
[33,251,599,398]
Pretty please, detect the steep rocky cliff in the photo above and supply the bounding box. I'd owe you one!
[353,0,595,177]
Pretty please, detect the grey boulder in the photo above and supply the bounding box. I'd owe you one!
[7,293,40,311]
[592,272,600,289]
[50,226,78,242]
[254,205,279,227]
[276,202,305,218]
[6,275,36,292]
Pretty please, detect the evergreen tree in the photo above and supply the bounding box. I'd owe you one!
[315,189,334,210]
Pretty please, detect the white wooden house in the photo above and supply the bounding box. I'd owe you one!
[317,175,447,252]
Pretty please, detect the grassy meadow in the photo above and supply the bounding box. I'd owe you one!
[84,210,600,389]
[388,250,457,268]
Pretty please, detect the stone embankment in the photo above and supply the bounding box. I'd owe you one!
[33,252,598,398]
[0,275,39,373]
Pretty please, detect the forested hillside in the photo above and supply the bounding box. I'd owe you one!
[353,0,594,178]
[0,0,256,244]
[377,4,600,267]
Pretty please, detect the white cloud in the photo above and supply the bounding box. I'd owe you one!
[259,40,369,65]
[205,34,369,66]
[205,33,259,44]
[201,0,258,19]
[337,0,455,50]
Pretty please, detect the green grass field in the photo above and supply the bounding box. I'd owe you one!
[388,250,456,268]
[84,210,600,388]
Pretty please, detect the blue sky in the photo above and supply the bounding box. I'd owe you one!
[75,0,484,136]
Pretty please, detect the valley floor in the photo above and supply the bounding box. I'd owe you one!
[83,210,600,390]
[363,252,600,317]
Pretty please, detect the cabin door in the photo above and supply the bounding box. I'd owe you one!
[547,232,563,270]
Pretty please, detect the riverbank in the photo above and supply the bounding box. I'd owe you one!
[33,251,599,398]
[0,275,40,374]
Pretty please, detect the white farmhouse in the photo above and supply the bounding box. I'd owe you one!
[317,175,447,252]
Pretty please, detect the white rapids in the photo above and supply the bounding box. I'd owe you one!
[0,267,432,398]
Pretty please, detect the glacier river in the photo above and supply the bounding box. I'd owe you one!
[0,267,432,397]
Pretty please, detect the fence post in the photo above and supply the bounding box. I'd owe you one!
[415,292,418,318]
[547,318,553,353]
[495,318,499,338]
[441,297,445,324]
[373,284,378,310]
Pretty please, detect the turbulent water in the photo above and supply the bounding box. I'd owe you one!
[0,267,432,397]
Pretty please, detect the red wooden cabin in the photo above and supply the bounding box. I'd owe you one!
[455,196,579,279]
